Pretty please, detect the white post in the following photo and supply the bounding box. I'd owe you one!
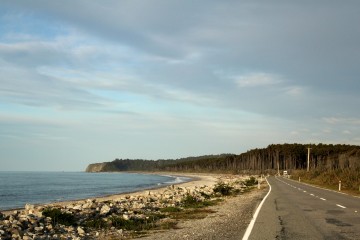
[339,181,341,191]
[299,177,301,182]
[258,181,260,189]
[307,147,311,172]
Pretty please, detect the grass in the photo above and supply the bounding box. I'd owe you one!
[83,218,108,229]
[169,208,217,220]
[109,213,166,231]
[160,206,182,213]
[291,169,360,196]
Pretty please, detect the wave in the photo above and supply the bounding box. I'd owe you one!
[163,176,192,185]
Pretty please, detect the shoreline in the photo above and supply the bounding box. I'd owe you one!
[0,172,265,239]
[1,172,210,215]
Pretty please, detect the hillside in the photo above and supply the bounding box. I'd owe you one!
[85,144,360,173]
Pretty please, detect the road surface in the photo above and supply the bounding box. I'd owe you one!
[248,176,360,240]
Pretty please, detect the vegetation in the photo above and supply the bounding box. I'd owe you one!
[160,206,182,213]
[86,143,360,197]
[87,144,360,175]
[109,214,165,231]
[244,176,258,186]
[292,169,360,193]
[42,208,76,226]
[213,182,234,196]
[180,194,218,208]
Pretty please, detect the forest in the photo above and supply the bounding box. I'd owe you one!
[86,143,360,174]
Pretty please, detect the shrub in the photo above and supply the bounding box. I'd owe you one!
[244,177,258,186]
[42,208,76,226]
[84,219,108,229]
[181,194,218,208]
[213,182,233,196]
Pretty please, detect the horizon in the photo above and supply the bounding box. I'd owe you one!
[1,1,360,171]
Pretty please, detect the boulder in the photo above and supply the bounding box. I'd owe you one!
[100,205,111,215]
[72,204,83,210]
[77,226,85,236]
[25,204,35,211]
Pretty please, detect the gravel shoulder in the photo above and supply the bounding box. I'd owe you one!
[139,185,268,240]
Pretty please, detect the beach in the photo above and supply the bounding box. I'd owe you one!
[0,173,268,239]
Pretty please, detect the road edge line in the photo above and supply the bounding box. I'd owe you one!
[242,177,272,240]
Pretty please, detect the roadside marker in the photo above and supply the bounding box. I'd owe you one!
[336,204,346,209]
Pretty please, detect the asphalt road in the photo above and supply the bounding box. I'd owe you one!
[248,176,360,240]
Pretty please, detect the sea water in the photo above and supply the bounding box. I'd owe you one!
[0,172,190,210]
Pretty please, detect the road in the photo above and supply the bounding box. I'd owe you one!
[248,176,360,240]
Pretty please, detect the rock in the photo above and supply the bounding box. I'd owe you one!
[72,204,83,210]
[0,211,4,220]
[77,226,85,235]
[100,204,111,215]
[25,203,35,211]
[46,224,53,231]
[34,226,43,232]
[122,214,129,220]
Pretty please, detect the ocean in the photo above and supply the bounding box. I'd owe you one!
[0,172,190,211]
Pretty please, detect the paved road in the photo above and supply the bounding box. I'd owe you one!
[248,176,360,240]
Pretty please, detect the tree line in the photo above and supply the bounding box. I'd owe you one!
[86,144,360,173]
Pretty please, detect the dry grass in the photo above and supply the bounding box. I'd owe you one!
[291,169,360,196]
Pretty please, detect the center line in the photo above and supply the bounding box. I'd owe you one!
[310,194,314,196]
[336,204,346,209]
[320,198,326,201]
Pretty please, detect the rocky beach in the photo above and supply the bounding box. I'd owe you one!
[0,173,267,240]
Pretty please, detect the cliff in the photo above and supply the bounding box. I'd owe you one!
[85,162,118,172]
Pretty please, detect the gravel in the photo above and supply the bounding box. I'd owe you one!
[139,186,268,240]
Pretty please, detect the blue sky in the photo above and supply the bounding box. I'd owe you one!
[1,1,360,171]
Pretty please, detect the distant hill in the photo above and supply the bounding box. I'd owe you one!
[85,144,360,174]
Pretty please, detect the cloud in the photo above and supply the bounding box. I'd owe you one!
[323,117,360,125]
[235,73,282,88]
[1,1,360,170]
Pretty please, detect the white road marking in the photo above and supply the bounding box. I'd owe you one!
[320,198,326,201]
[303,191,307,193]
[242,177,272,240]
[310,194,314,196]
[336,204,346,209]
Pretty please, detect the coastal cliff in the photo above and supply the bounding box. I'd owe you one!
[85,162,118,172]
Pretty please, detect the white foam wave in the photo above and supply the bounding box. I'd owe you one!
[163,176,192,185]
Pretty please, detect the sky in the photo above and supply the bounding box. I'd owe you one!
[1,1,360,171]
